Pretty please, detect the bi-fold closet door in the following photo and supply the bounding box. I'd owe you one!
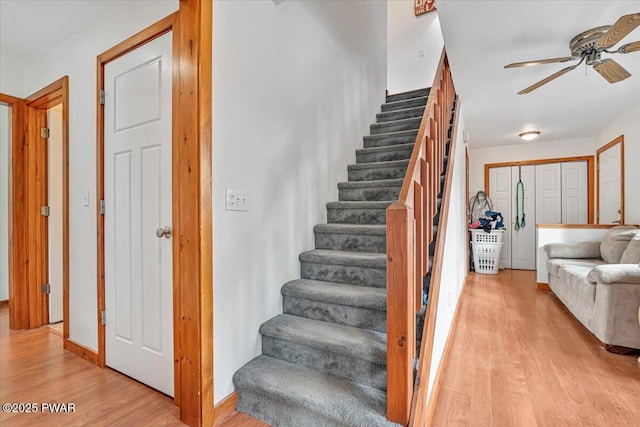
[488,161,588,270]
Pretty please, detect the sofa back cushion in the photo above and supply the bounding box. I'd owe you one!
[600,226,639,264]
[620,230,640,264]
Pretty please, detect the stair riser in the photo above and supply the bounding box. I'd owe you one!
[376,107,425,123]
[262,337,387,391]
[283,296,386,333]
[386,88,429,103]
[348,165,407,181]
[301,262,386,288]
[370,118,421,135]
[236,389,344,427]
[356,147,413,163]
[363,131,417,148]
[381,96,428,112]
[327,207,387,225]
[338,186,400,202]
[315,232,386,253]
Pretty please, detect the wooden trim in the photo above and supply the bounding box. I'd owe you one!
[423,274,469,425]
[0,300,8,307]
[213,391,238,425]
[536,282,551,291]
[0,93,21,104]
[410,95,461,427]
[535,223,637,229]
[484,155,595,223]
[96,4,213,426]
[596,135,624,225]
[64,338,99,366]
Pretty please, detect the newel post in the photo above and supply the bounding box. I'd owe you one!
[387,202,416,425]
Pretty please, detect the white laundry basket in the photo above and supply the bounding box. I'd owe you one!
[472,241,503,274]
[471,229,505,244]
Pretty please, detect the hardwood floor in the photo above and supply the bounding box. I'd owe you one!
[0,306,264,426]
[431,270,640,427]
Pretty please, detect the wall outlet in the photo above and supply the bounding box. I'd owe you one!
[225,188,248,211]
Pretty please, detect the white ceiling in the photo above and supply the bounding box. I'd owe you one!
[0,0,129,69]
[437,1,640,148]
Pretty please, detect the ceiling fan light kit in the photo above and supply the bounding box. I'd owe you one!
[505,12,640,94]
[519,131,541,141]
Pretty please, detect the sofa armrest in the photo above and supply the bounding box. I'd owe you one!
[544,242,601,259]
[587,264,640,285]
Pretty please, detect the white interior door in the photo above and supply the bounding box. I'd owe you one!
[598,142,622,224]
[47,106,64,323]
[104,32,173,396]
[511,165,536,270]
[562,161,588,224]
[535,163,562,224]
[489,167,511,268]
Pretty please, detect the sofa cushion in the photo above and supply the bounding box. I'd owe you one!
[620,231,640,264]
[547,258,605,278]
[544,242,601,259]
[557,265,597,304]
[600,226,639,264]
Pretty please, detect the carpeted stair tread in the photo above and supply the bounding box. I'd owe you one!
[363,129,418,148]
[381,96,429,113]
[299,249,386,269]
[338,178,404,190]
[314,223,387,252]
[386,87,430,103]
[260,314,387,365]
[314,223,387,236]
[376,105,425,123]
[356,143,414,164]
[370,116,422,135]
[348,159,409,171]
[327,200,393,209]
[233,356,399,427]
[282,279,386,311]
[326,201,390,225]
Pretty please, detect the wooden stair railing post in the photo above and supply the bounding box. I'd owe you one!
[387,202,416,425]
[413,183,424,312]
[421,157,429,272]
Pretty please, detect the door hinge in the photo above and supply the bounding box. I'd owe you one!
[41,206,50,217]
[99,89,105,105]
[99,199,105,215]
[41,283,51,294]
[41,127,50,139]
[101,310,106,326]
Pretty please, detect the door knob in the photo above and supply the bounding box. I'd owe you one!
[156,226,172,239]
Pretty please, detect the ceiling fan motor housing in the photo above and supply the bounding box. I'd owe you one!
[570,25,611,57]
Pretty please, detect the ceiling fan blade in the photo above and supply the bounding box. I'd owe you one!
[504,57,574,68]
[595,13,640,48]
[593,59,631,83]
[517,65,577,94]
[619,41,640,54]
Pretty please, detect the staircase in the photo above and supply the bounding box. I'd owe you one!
[233,88,435,427]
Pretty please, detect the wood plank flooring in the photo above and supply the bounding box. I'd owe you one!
[431,270,640,427]
[0,306,264,426]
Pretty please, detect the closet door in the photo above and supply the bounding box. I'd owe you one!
[489,167,511,268]
[562,161,588,224]
[535,163,562,224]
[511,165,536,270]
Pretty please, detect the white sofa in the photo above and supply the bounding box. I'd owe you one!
[544,226,640,351]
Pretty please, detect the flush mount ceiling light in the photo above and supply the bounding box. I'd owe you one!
[519,131,541,141]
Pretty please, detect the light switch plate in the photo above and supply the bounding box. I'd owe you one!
[225,188,248,211]
[83,190,90,207]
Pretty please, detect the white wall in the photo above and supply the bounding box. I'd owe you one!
[596,103,640,224]
[212,0,387,403]
[0,105,9,301]
[387,1,443,94]
[427,110,468,398]
[0,61,24,97]
[23,0,179,350]
[468,136,595,197]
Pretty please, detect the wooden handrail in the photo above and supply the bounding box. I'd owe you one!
[386,48,456,425]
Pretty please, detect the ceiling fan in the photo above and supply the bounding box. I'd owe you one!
[505,12,640,94]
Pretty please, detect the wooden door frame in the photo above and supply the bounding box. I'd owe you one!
[596,135,624,224]
[1,77,70,332]
[96,2,213,426]
[484,155,595,223]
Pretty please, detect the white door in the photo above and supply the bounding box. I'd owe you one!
[562,161,588,224]
[598,142,623,224]
[535,163,562,224]
[511,165,536,270]
[489,167,511,268]
[47,106,64,323]
[104,32,173,396]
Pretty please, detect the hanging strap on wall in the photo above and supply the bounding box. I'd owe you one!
[515,166,526,230]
